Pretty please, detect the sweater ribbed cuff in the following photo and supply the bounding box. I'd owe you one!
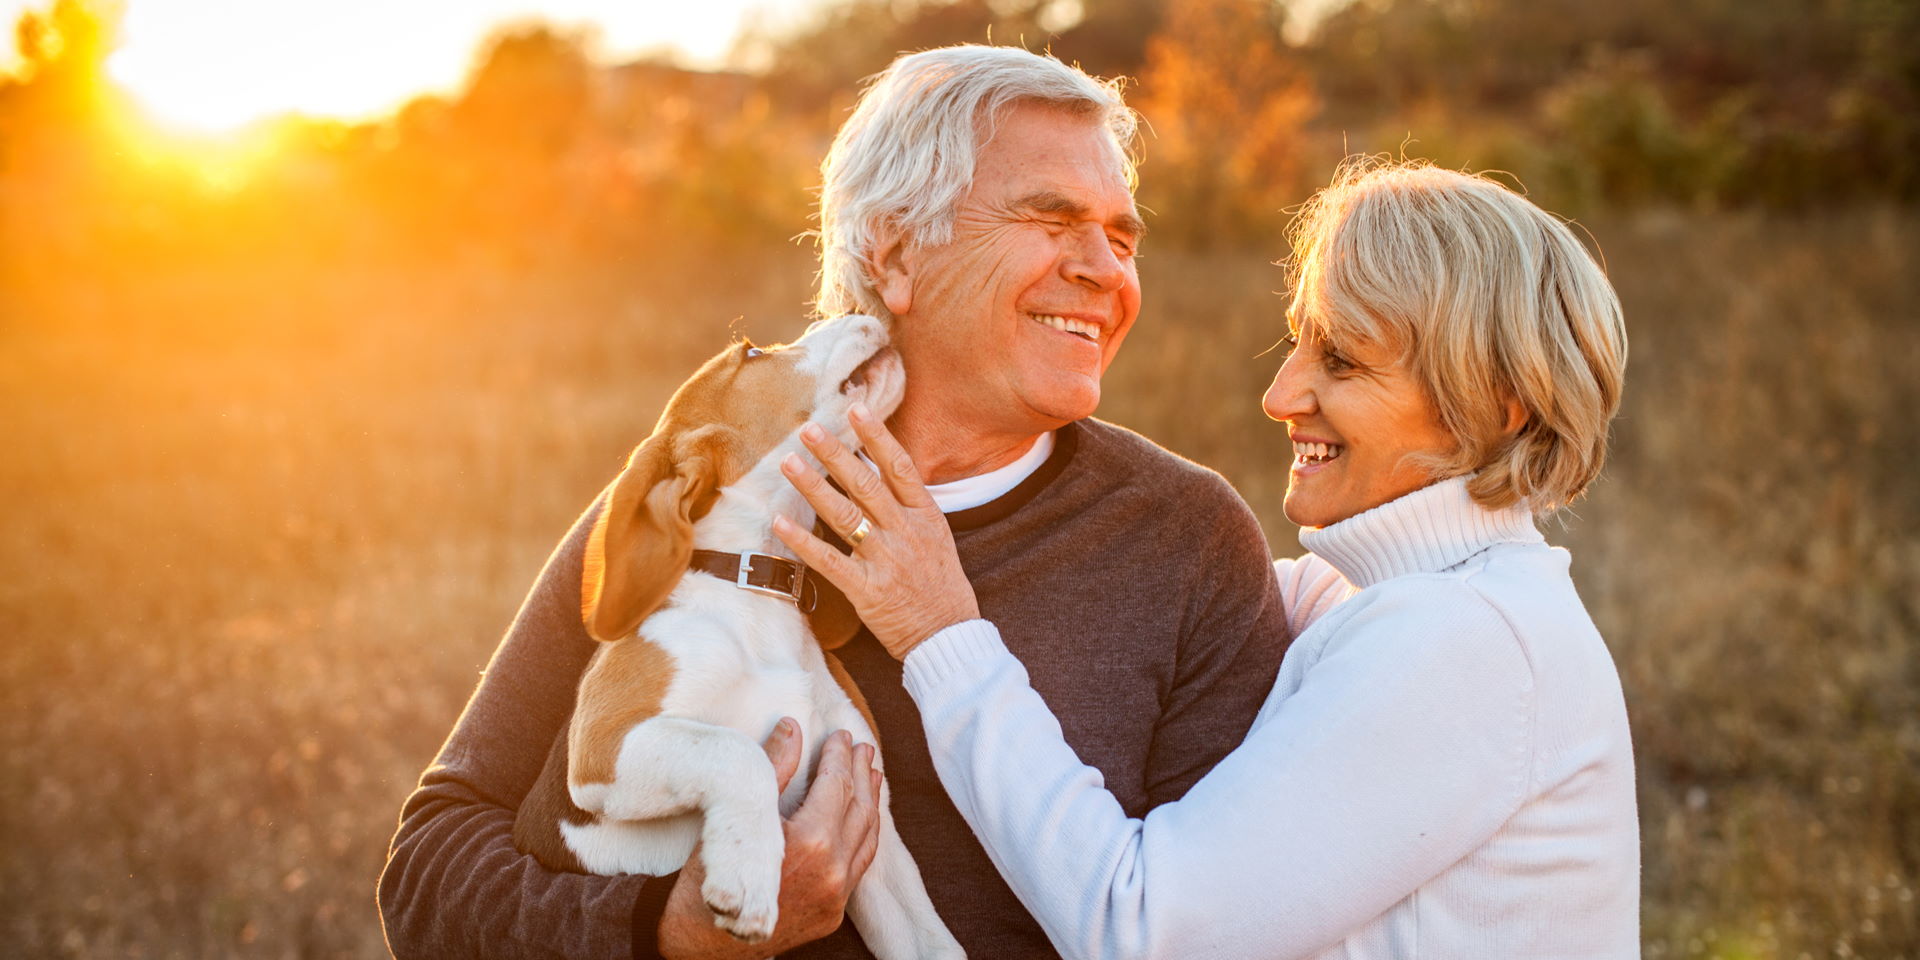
[901,619,1008,696]
[629,871,679,960]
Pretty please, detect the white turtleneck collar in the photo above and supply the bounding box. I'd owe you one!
[1297,476,1544,589]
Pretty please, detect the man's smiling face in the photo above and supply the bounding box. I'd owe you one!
[878,101,1144,440]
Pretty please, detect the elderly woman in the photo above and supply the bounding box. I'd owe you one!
[775,160,1637,959]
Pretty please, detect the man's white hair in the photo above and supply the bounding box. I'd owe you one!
[814,45,1138,320]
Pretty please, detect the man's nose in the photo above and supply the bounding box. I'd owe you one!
[1263,352,1313,423]
[1064,228,1128,292]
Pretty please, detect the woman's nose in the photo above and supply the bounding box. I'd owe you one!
[1263,353,1312,423]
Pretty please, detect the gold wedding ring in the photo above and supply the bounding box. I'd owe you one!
[847,515,873,547]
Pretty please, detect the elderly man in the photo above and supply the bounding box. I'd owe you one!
[378,45,1288,959]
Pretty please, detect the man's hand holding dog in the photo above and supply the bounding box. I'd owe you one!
[657,723,882,960]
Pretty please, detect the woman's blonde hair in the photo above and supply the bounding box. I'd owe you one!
[1284,158,1628,512]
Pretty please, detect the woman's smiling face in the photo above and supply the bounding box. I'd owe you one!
[1262,326,1458,528]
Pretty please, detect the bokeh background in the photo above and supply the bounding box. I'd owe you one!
[2,0,1916,956]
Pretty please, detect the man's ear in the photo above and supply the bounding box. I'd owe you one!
[581,425,735,642]
[866,222,914,317]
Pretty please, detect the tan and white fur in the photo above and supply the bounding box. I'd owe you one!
[513,314,963,959]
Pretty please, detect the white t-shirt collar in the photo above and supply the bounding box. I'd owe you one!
[923,431,1056,514]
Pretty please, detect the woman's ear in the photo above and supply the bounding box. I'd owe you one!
[866,223,914,317]
[1502,396,1530,437]
[581,425,736,642]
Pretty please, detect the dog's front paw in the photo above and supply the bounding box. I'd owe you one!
[697,794,785,943]
[701,864,780,944]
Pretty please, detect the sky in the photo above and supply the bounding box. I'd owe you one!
[0,0,824,132]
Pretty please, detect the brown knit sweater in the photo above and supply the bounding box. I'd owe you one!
[378,418,1290,959]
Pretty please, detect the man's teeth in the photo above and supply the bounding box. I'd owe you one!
[1034,314,1100,342]
[1293,441,1344,464]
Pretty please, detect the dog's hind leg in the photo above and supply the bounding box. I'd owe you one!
[846,790,967,959]
[572,716,784,944]
[813,657,966,959]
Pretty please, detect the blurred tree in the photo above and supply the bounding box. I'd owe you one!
[437,25,600,265]
[1134,0,1316,248]
[0,0,136,304]
[286,25,587,270]
[6,0,119,119]
[458,26,596,162]
[1049,0,1166,76]
[4,0,1915,336]
[1291,0,1920,208]
[749,0,1061,111]
[1538,50,1700,209]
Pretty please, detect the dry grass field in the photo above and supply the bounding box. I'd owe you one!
[1,210,1915,958]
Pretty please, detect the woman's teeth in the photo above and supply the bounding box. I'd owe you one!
[1293,441,1344,465]
[1034,314,1100,342]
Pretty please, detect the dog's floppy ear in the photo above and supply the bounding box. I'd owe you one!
[581,425,735,642]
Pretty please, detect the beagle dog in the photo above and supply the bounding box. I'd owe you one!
[513,314,963,958]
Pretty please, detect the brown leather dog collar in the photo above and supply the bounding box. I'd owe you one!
[688,549,818,612]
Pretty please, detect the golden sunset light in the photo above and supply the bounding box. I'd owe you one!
[0,0,820,133]
[3,0,1915,955]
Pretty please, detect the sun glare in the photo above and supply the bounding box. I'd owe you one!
[85,0,812,136]
[104,2,467,135]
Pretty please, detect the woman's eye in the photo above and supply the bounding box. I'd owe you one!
[1323,351,1354,373]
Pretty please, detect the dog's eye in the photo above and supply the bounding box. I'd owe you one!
[745,347,765,359]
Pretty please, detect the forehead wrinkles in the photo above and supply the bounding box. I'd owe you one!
[971,108,1131,197]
